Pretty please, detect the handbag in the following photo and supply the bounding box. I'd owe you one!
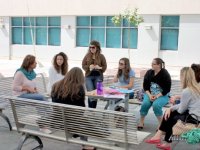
[173,114,200,136]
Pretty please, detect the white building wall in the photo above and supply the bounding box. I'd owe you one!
[0,17,10,58]
[159,15,200,66]
[0,14,200,68]
[1,0,200,16]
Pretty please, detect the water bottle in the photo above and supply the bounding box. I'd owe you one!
[97,80,103,95]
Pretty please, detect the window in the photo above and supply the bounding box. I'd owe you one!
[76,16,138,48]
[11,17,61,46]
[160,16,180,50]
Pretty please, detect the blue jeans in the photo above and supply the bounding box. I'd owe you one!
[140,94,169,117]
[85,75,102,108]
[19,93,45,101]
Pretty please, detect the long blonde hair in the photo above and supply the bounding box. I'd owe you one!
[181,67,200,95]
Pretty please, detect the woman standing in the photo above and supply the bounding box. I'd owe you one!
[145,67,200,150]
[138,58,171,130]
[12,54,45,100]
[113,57,135,98]
[47,52,68,94]
[82,40,107,108]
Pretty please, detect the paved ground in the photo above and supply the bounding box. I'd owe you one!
[1,59,199,150]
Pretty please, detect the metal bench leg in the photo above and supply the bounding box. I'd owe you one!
[0,110,12,131]
[17,133,43,150]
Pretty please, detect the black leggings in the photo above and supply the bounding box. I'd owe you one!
[159,110,199,143]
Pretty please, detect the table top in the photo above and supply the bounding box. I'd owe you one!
[86,88,126,99]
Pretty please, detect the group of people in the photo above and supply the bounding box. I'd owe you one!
[12,40,200,150]
[12,40,136,109]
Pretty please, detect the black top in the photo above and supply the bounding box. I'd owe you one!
[51,85,85,107]
[143,68,171,96]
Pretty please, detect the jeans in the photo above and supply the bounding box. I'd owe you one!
[140,94,169,117]
[19,93,46,101]
[85,75,102,108]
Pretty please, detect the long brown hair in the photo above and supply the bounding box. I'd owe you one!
[181,67,200,96]
[53,52,68,75]
[21,54,36,71]
[85,40,102,64]
[191,64,200,83]
[117,58,131,80]
[51,67,85,99]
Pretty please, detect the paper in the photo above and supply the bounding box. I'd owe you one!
[103,93,125,99]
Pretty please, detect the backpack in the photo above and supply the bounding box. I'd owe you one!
[135,89,145,102]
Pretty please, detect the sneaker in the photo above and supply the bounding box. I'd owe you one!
[40,128,52,134]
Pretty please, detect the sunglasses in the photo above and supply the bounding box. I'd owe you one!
[89,46,96,49]
[119,62,125,66]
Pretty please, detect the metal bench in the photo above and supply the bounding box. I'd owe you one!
[103,75,115,87]
[4,96,147,150]
[0,73,48,131]
[0,77,13,130]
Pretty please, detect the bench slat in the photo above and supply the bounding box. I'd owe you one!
[4,96,143,149]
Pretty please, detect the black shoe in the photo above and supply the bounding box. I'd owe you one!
[137,124,144,130]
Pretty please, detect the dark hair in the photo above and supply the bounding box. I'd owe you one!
[53,52,68,75]
[191,63,200,83]
[51,67,85,99]
[89,40,101,51]
[84,40,102,64]
[21,54,36,71]
[86,40,101,56]
[117,57,131,80]
[153,58,165,69]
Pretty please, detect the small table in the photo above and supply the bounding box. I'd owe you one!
[86,88,130,112]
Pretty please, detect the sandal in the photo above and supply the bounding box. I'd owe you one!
[82,145,96,150]
[137,123,144,130]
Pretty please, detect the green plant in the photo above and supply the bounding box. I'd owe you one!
[112,8,144,27]
[111,8,144,61]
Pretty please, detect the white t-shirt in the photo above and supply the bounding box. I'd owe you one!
[47,66,65,94]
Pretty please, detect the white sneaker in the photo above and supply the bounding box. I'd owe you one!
[40,128,52,134]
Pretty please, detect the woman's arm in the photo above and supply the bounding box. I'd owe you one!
[95,54,107,73]
[143,70,151,92]
[82,55,90,72]
[48,67,59,90]
[161,69,171,96]
[120,77,134,89]
[101,55,107,73]
[170,89,191,113]
[113,74,118,83]
[77,86,86,107]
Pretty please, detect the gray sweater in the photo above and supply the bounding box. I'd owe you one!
[171,88,200,119]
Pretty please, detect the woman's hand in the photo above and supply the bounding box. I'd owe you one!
[89,64,95,71]
[28,87,37,93]
[94,65,102,70]
[23,86,37,93]
[148,94,156,101]
[170,95,180,104]
[164,108,171,120]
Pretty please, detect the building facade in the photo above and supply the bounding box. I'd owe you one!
[0,0,200,68]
